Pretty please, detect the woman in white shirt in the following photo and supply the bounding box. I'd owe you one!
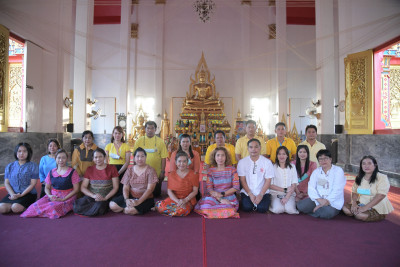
[342,156,394,222]
[296,149,346,219]
[269,146,298,214]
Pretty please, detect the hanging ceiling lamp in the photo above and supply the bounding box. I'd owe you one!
[193,0,216,23]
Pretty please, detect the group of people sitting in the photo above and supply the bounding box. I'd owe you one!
[0,121,394,223]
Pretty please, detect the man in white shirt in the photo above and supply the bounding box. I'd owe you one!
[237,139,274,213]
[296,149,346,219]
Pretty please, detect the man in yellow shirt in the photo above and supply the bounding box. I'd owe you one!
[204,130,237,167]
[133,121,168,197]
[299,124,326,165]
[235,120,267,162]
[266,122,297,163]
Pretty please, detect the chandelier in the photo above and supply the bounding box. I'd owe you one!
[193,0,216,23]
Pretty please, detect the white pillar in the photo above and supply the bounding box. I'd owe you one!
[276,0,287,125]
[73,0,93,132]
[154,3,165,129]
[315,0,339,134]
[119,0,131,117]
[241,4,251,117]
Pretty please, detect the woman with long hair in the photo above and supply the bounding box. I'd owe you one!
[169,134,200,174]
[342,156,394,222]
[293,145,317,201]
[195,147,240,219]
[38,139,61,197]
[269,146,298,214]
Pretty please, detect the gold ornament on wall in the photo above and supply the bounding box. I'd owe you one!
[0,24,9,132]
[344,50,374,134]
[131,23,138,39]
[268,24,276,40]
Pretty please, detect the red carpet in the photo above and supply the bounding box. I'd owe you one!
[0,179,399,266]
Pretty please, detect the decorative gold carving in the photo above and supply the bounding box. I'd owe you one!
[241,0,251,5]
[344,50,374,134]
[389,66,400,128]
[8,63,23,127]
[132,0,139,5]
[269,0,276,6]
[0,25,9,132]
[131,23,138,39]
[268,24,276,40]
[155,0,166,4]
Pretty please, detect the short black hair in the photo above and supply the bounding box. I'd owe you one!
[305,124,318,133]
[93,147,106,157]
[275,122,286,129]
[175,151,189,163]
[247,138,261,147]
[246,120,257,126]
[134,147,147,157]
[82,130,94,139]
[316,149,332,159]
[14,142,33,162]
[214,130,226,139]
[145,121,157,129]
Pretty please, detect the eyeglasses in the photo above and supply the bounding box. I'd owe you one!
[318,157,331,162]
[253,163,257,174]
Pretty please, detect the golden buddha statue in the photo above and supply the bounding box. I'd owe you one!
[181,53,224,113]
[131,106,147,141]
[160,110,170,140]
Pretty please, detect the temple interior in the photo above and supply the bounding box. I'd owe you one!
[0,1,400,266]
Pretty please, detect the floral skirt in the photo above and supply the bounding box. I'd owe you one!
[21,188,76,219]
[194,196,240,219]
[155,197,193,217]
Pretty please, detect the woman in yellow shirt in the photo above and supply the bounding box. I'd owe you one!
[105,126,132,191]
[343,156,394,222]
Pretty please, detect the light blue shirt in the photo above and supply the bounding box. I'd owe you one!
[39,155,57,183]
[5,161,39,194]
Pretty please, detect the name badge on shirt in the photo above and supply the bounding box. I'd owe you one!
[317,178,328,186]
[144,148,158,153]
[357,188,371,195]
[109,153,121,160]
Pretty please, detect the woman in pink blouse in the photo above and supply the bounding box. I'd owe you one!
[109,147,158,215]
[293,145,317,201]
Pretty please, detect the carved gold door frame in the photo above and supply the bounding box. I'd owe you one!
[344,50,374,134]
[0,25,9,132]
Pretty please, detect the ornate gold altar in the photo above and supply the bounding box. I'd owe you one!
[175,53,231,155]
[344,50,374,134]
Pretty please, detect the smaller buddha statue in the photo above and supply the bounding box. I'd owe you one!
[132,114,146,140]
[160,110,170,140]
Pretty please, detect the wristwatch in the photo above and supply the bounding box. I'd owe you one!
[284,188,287,194]
[221,191,225,197]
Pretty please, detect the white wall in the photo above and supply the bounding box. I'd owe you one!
[0,0,75,132]
[286,24,317,133]
[92,0,280,136]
